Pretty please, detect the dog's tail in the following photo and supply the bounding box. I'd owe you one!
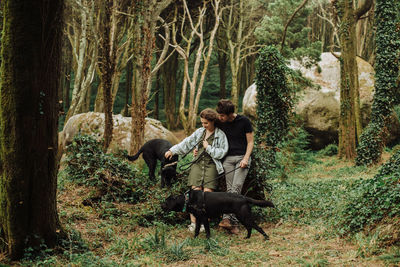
[246,197,275,208]
[126,147,144,162]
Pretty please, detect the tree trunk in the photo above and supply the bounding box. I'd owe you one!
[98,0,116,151]
[335,0,372,159]
[337,1,358,159]
[162,50,178,129]
[218,51,227,99]
[231,68,239,108]
[129,0,173,154]
[174,0,221,135]
[122,60,132,116]
[216,24,228,99]
[154,70,160,120]
[0,0,64,259]
[64,0,98,123]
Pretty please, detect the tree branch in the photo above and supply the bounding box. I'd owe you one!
[355,0,373,21]
[280,0,308,52]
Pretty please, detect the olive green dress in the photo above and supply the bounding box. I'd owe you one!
[187,132,218,190]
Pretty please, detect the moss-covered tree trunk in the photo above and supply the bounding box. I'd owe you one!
[334,0,372,160]
[245,46,294,198]
[355,0,400,165]
[98,0,116,150]
[0,0,64,259]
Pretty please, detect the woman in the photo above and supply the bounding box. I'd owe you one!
[165,108,229,232]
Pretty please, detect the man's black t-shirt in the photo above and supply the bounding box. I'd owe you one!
[216,114,253,156]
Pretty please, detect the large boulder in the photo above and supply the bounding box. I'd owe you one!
[60,112,179,153]
[242,52,400,149]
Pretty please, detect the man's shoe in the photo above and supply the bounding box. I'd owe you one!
[230,226,240,235]
[218,219,232,229]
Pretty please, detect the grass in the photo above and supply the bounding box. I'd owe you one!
[1,152,399,266]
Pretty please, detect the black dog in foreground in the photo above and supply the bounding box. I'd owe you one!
[127,139,178,187]
[161,190,275,239]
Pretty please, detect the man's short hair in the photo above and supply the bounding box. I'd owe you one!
[216,99,235,115]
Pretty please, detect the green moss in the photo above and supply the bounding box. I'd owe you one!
[356,0,400,165]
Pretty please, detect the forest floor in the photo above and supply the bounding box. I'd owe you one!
[52,152,397,266]
[2,145,399,266]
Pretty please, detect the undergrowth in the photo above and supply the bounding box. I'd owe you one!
[7,134,399,266]
[334,149,400,237]
[65,134,149,203]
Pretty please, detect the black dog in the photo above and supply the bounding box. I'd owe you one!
[161,190,275,239]
[127,139,178,187]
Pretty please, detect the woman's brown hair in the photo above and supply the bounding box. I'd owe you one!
[200,108,218,122]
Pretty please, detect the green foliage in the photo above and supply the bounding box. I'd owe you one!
[378,247,400,265]
[318,144,338,157]
[139,226,190,263]
[335,149,400,235]
[274,126,315,179]
[356,0,400,165]
[249,45,295,192]
[356,122,386,166]
[254,0,321,66]
[65,134,149,203]
[265,179,354,224]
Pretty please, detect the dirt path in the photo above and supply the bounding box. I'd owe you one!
[165,222,385,266]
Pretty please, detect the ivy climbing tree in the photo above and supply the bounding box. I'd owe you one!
[245,46,294,197]
[355,0,400,165]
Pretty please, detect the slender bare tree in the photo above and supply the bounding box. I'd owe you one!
[171,0,222,135]
[97,0,117,150]
[221,0,261,108]
[94,0,136,112]
[64,0,99,122]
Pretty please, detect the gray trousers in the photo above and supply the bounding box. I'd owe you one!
[222,155,251,224]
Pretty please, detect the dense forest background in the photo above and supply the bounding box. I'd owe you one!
[54,0,377,131]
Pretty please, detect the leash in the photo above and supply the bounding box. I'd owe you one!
[201,165,243,188]
[162,130,207,172]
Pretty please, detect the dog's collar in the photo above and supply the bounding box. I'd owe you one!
[182,190,190,212]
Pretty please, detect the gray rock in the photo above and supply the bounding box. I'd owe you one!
[242,52,400,149]
[60,112,179,153]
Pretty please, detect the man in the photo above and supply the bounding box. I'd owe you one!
[216,99,254,234]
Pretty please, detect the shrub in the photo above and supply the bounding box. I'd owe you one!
[247,46,295,195]
[65,134,149,203]
[274,126,315,179]
[318,144,338,157]
[335,149,400,235]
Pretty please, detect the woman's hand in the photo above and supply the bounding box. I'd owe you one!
[165,150,173,159]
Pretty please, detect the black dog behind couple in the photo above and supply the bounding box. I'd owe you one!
[126,139,178,188]
[127,138,275,239]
